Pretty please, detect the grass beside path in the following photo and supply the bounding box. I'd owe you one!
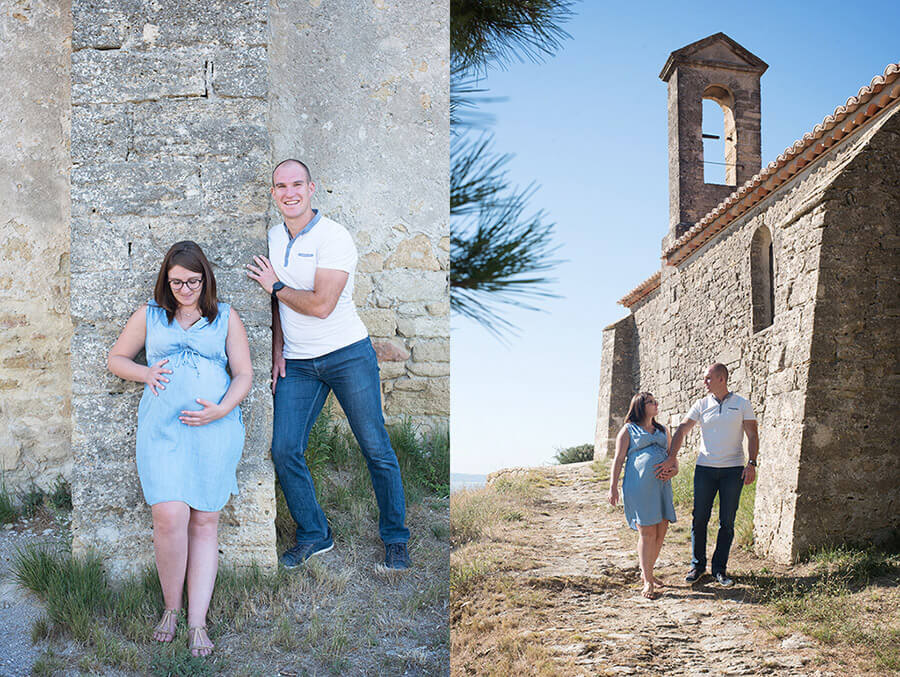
[11,409,450,676]
[451,470,577,675]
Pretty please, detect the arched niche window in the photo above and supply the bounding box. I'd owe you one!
[750,225,775,332]
[702,84,737,186]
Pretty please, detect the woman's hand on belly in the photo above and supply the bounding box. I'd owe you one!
[179,398,225,426]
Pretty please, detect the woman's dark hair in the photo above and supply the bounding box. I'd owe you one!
[625,391,666,433]
[153,241,218,324]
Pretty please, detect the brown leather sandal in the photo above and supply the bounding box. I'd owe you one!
[188,626,214,657]
[152,608,180,643]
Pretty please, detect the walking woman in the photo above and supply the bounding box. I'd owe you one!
[607,392,676,598]
[107,241,251,656]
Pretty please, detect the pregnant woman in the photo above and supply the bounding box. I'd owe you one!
[607,392,676,599]
[107,241,252,656]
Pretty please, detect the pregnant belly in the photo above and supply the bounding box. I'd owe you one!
[143,355,230,416]
[629,446,668,476]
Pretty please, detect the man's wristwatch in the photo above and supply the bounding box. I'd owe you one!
[748,459,758,467]
[271,281,285,301]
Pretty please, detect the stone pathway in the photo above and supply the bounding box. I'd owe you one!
[493,463,825,676]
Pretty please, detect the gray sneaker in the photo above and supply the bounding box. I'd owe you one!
[280,530,334,569]
[714,571,734,587]
[384,542,411,570]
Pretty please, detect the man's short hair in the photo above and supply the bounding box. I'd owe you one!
[272,158,312,186]
[710,362,729,381]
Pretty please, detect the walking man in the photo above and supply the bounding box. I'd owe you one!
[247,158,411,570]
[655,363,758,586]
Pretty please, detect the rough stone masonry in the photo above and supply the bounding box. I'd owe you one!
[595,34,899,563]
[1,0,448,580]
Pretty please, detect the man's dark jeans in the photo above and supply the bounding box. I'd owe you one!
[271,337,409,545]
[691,464,744,575]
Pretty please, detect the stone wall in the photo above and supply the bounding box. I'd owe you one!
[68,0,276,579]
[268,0,450,432]
[0,0,73,490]
[593,315,635,457]
[597,101,898,562]
[797,105,900,553]
[1,0,449,577]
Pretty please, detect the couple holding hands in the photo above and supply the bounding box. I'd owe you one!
[607,364,759,598]
[107,159,410,656]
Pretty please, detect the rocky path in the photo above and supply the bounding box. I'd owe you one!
[495,462,821,676]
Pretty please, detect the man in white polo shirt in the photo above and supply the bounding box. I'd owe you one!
[655,363,758,586]
[247,159,410,570]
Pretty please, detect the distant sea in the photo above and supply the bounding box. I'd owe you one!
[450,473,487,493]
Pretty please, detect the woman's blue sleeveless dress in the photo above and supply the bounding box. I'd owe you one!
[136,301,244,512]
[622,423,676,530]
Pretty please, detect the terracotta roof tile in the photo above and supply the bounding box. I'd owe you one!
[618,271,661,307]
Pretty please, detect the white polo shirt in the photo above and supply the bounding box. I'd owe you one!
[268,211,368,359]
[686,393,756,468]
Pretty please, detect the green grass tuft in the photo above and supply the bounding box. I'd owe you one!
[0,476,18,523]
[20,484,45,518]
[47,475,73,511]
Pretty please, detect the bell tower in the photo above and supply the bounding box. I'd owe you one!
[660,33,768,250]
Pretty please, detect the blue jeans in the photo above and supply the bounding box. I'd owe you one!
[271,337,409,545]
[691,465,744,574]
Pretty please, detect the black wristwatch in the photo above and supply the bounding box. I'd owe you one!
[271,281,285,301]
[748,459,758,467]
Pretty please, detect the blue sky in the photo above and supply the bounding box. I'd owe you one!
[450,0,899,474]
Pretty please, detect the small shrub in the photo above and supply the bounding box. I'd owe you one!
[553,443,594,465]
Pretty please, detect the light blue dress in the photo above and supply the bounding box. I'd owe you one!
[136,301,244,512]
[622,423,676,530]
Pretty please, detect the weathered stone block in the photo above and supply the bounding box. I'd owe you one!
[408,361,449,377]
[132,99,267,158]
[70,271,156,323]
[359,308,397,337]
[72,48,207,104]
[200,155,270,216]
[210,47,268,98]
[71,159,201,217]
[396,315,448,338]
[372,270,446,303]
[71,323,139,395]
[372,338,410,362]
[384,234,440,270]
[378,361,407,379]
[73,0,267,50]
[71,105,129,162]
[411,339,449,363]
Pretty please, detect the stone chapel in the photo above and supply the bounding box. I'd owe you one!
[594,33,899,563]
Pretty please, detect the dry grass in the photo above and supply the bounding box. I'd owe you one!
[450,470,581,675]
[14,412,449,676]
[746,545,900,674]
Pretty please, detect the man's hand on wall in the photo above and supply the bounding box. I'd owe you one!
[246,255,279,294]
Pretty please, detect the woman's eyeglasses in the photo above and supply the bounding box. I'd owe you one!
[169,277,203,291]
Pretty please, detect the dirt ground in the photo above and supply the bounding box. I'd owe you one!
[451,462,888,676]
